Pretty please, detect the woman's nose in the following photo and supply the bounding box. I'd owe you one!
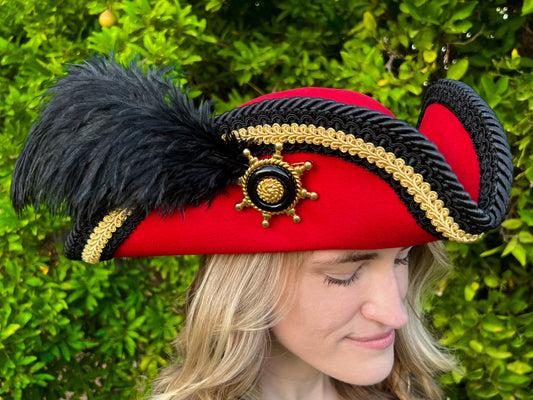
[359,266,409,329]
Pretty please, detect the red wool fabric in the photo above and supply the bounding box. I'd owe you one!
[417,103,480,203]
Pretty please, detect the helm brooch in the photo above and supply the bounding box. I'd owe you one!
[235,143,318,227]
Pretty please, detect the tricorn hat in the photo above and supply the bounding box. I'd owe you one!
[11,56,513,263]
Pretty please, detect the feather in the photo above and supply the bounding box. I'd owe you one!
[11,55,248,221]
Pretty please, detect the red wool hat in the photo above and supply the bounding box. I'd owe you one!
[11,56,513,263]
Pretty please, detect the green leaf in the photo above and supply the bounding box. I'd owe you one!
[485,346,513,359]
[512,242,527,266]
[15,312,32,327]
[479,244,504,257]
[495,76,509,95]
[499,372,531,385]
[128,315,146,331]
[447,20,473,34]
[59,342,71,361]
[522,0,533,15]
[501,218,523,230]
[451,369,465,384]
[363,11,377,33]
[483,275,499,288]
[446,59,469,80]
[25,277,43,287]
[482,315,506,333]
[29,361,46,374]
[205,0,225,12]
[464,281,479,301]
[518,210,533,226]
[451,2,477,21]
[502,237,517,257]
[21,355,37,365]
[85,294,98,311]
[1,324,21,340]
[124,335,136,356]
[399,2,419,19]
[469,339,484,353]
[507,360,533,374]
[32,373,55,382]
[518,230,533,243]
[423,50,437,63]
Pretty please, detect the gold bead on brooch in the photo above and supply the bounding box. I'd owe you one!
[235,143,318,227]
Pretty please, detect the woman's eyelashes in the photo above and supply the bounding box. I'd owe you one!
[396,247,413,266]
[324,269,362,287]
[324,252,410,287]
[395,254,410,266]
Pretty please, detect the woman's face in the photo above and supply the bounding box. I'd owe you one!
[271,246,410,386]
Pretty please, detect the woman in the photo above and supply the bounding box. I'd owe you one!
[11,56,513,399]
[151,244,452,399]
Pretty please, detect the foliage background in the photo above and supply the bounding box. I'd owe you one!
[1,0,532,399]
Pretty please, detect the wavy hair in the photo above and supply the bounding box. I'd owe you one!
[151,242,456,400]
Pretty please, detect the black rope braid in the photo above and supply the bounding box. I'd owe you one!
[418,79,513,223]
[99,210,146,261]
[65,209,147,261]
[64,211,108,260]
[215,90,511,237]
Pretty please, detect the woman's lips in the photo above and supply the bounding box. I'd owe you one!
[345,330,395,350]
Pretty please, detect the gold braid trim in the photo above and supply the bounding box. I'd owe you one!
[81,208,132,264]
[233,123,481,243]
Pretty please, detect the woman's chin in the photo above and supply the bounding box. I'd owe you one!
[332,349,395,386]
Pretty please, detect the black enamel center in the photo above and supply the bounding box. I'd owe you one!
[247,165,297,212]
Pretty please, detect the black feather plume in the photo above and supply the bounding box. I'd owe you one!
[11,55,248,221]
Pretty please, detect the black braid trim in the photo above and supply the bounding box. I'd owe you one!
[418,79,513,226]
[64,209,146,261]
[64,211,107,260]
[215,95,504,236]
[99,210,146,261]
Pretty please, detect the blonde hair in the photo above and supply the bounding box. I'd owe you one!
[151,242,456,400]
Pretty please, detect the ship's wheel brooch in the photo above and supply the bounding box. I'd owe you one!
[235,143,318,227]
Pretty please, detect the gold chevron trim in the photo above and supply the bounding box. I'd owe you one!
[232,123,480,243]
[81,208,132,264]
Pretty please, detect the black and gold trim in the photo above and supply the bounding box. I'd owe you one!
[215,90,512,241]
[65,208,145,263]
[80,209,132,264]
[418,79,513,215]
[232,123,479,242]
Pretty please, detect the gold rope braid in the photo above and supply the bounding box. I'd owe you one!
[81,208,132,264]
[232,123,481,243]
[257,177,285,203]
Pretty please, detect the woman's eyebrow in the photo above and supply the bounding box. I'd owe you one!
[312,247,412,265]
[336,251,378,263]
[312,251,378,265]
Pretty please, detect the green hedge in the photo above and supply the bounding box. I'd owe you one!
[1,1,532,399]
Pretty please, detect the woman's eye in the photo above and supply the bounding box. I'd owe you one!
[324,269,361,287]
